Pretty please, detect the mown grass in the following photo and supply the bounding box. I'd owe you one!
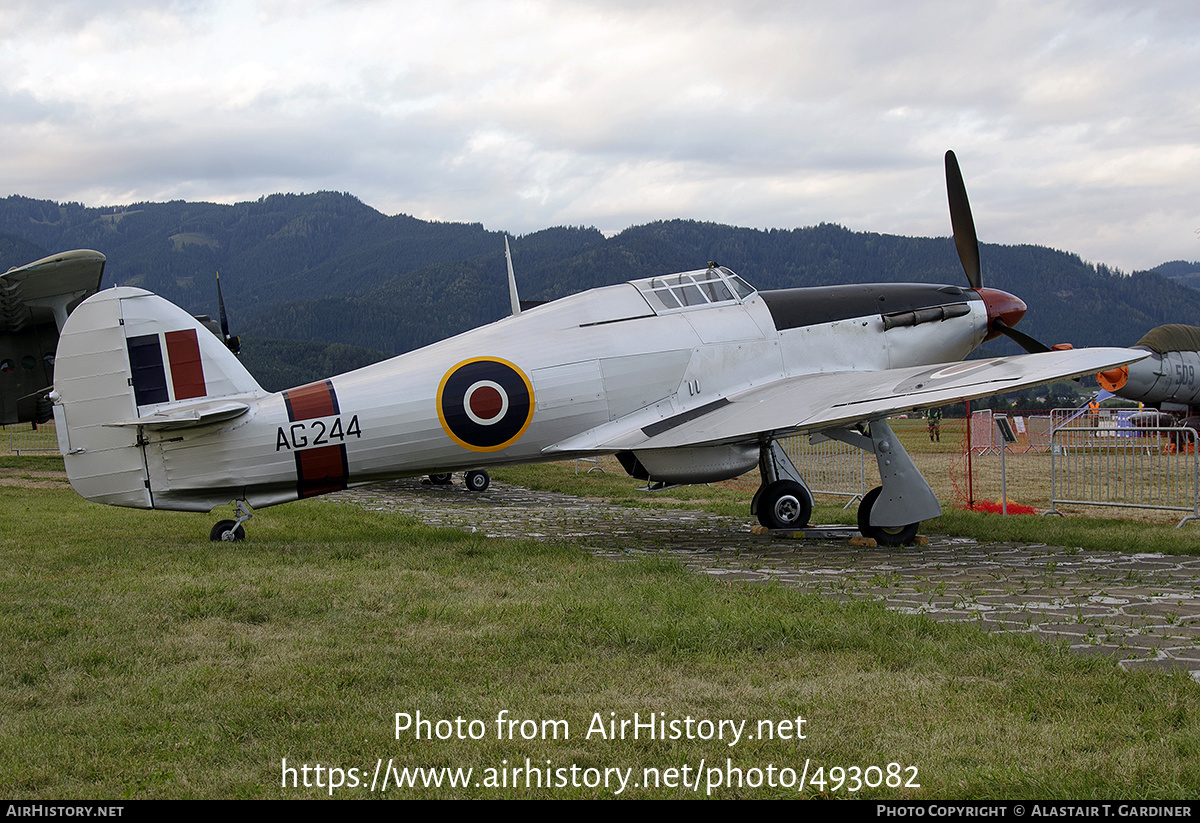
[2,481,1199,799]
[0,455,68,473]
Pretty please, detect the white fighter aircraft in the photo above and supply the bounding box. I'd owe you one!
[49,153,1145,544]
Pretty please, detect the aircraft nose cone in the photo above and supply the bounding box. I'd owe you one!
[976,287,1027,341]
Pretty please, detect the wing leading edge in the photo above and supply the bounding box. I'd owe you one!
[546,347,1149,454]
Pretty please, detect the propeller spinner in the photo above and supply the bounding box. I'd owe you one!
[945,150,1050,355]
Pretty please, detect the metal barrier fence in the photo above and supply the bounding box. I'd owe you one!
[4,422,59,454]
[1027,415,1053,453]
[783,435,869,507]
[969,409,998,454]
[1047,425,1200,527]
[1050,406,1145,433]
[970,410,1052,454]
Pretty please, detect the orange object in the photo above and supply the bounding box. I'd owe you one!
[1097,365,1129,392]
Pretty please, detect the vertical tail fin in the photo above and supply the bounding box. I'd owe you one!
[53,287,263,508]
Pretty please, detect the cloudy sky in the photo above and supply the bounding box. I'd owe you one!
[1,0,1197,271]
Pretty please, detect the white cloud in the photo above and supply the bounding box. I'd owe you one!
[1,0,1198,270]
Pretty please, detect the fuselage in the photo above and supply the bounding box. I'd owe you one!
[56,268,995,511]
[1097,325,1200,412]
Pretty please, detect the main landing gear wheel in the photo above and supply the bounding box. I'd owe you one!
[464,470,491,492]
[756,480,812,530]
[428,473,453,485]
[210,519,246,542]
[856,486,919,546]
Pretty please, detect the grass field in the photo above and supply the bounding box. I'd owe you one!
[2,451,1199,799]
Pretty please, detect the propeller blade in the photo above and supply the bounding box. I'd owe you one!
[945,150,982,290]
[216,271,230,338]
[950,151,1061,363]
[993,318,1051,354]
[215,271,240,355]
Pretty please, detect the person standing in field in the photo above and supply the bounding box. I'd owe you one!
[927,407,942,442]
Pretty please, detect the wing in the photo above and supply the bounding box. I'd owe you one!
[2,249,106,330]
[546,347,1148,453]
[0,250,106,424]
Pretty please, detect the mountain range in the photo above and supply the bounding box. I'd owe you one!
[3,191,1199,392]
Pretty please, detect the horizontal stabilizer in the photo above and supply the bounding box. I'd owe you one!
[108,399,250,430]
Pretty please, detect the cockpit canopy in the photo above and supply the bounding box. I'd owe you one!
[631,266,756,314]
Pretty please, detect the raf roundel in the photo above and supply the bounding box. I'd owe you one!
[437,358,535,452]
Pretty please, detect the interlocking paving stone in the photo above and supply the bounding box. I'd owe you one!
[331,478,1200,680]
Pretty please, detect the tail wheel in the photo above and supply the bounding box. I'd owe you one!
[857,486,919,546]
[756,480,812,530]
[210,520,246,542]
[464,470,491,492]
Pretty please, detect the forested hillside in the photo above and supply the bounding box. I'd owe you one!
[0,232,48,269]
[4,192,1199,370]
[236,338,391,392]
[1153,260,1200,292]
[0,193,501,318]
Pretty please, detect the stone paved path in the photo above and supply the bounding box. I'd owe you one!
[331,479,1200,680]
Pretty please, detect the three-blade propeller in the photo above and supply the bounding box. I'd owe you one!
[945,150,1050,355]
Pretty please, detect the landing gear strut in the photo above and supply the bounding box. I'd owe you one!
[820,419,941,546]
[211,500,252,542]
[751,441,815,529]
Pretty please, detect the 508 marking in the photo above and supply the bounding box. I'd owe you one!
[276,415,362,451]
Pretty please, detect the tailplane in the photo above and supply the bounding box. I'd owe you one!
[52,287,263,508]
